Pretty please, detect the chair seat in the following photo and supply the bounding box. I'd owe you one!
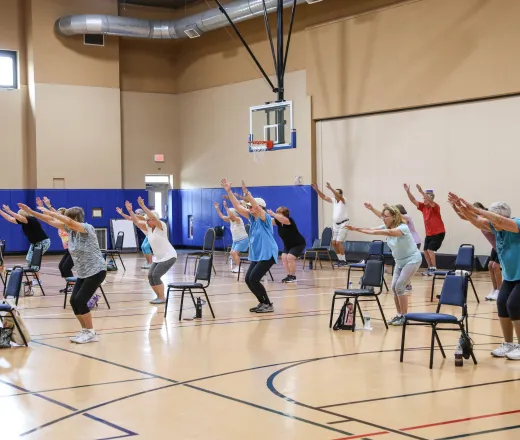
[168,282,204,289]
[6,266,34,273]
[0,303,13,312]
[65,277,78,282]
[239,257,250,262]
[334,288,375,296]
[405,312,458,323]
[308,247,330,251]
[348,263,367,269]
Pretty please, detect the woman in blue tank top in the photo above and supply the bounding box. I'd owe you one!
[221,178,278,313]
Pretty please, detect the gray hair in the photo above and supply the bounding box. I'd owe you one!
[135,209,145,216]
[489,202,511,218]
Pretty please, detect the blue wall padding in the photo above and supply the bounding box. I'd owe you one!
[0,189,147,253]
[173,185,318,250]
[1,186,317,253]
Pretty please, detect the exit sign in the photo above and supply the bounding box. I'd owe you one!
[154,154,165,163]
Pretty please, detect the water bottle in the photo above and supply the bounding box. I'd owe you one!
[229,256,233,270]
[455,345,463,367]
[348,281,353,290]
[364,312,372,330]
[195,297,202,319]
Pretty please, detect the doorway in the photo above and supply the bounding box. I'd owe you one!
[145,175,171,220]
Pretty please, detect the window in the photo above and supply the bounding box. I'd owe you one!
[145,175,170,184]
[0,50,18,89]
[154,192,163,218]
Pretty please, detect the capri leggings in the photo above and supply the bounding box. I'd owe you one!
[391,261,421,296]
[148,257,176,286]
[141,237,152,255]
[497,280,520,321]
[70,270,107,316]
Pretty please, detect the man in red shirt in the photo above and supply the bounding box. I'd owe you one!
[404,184,445,276]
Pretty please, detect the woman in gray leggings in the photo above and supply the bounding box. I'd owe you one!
[346,205,422,326]
[121,198,177,305]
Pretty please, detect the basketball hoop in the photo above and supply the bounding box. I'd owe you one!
[249,140,274,163]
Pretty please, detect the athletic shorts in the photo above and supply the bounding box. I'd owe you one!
[332,221,349,242]
[424,233,445,252]
[283,243,306,258]
[490,248,499,264]
[231,237,249,253]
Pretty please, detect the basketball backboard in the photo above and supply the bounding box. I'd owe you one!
[249,101,296,151]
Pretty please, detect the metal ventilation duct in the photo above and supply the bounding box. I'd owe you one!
[55,0,308,39]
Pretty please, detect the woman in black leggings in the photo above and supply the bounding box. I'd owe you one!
[449,194,520,361]
[221,178,279,313]
[18,202,106,344]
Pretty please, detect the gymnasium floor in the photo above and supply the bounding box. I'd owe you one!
[1,252,519,440]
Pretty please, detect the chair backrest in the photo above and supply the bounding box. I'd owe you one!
[195,254,213,284]
[455,244,474,273]
[245,224,251,236]
[361,254,385,290]
[368,240,384,256]
[5,266,24,299]
[321,227,333,247]
[29,246,43,269]
[203,228,216,251]
[115,231,124,251]
[0,239,4,266]
[438,273,468,311]
[214,226,225,238]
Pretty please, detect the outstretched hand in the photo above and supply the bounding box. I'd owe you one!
[364,202,373,210]
[223,200,228,207]
[267,209,275,216]
[241,180,248,195]
[345,225,358,231]
[2,205,10,212]
[43,196,52,208]
[17,203,31,213]
[125,200,133,212]
[213,202,219,209]
[137,197,146,208]
[404,183,410,192]
[221,178,232,192]
[116,207,123,215]
[36,197,44,208]
[326,182,332,190]
[416,184,423,193]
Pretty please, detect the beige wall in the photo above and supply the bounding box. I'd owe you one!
[121,91,178,188]
[34,84,122,188]
[177,70,311,188]
[307,0,520,119]
[316,95,520,254]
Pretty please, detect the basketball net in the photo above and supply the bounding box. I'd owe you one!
[249,140,273,164]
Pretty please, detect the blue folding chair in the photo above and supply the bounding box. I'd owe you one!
[431,244,479,303]
[346,240,389,292]
[302,227,334,271]
[400,272,477,369]
[0,266,28,346]
[330,254,388,330]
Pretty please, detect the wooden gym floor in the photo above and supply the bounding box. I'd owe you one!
[1,252,519,440]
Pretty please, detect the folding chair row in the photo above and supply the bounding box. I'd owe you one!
[62,277,111,310]
[184,228,217,275]
[302,227,334,271]
[0,266,29,346]
[3,246,45,302]
[103,231,126,272]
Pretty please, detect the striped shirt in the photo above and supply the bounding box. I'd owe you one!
[65,223,106,278]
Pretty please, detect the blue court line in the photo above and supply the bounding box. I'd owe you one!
[266,361,428,440]
[0,379,137,438]
[318,377,520,408]
[436,424,520,439]
[1,377,154,398]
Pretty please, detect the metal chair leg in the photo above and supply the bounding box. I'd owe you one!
[375,296,388,329]
[179,288,186,320]
[329,294,336,328]
[10,311,28,346]
[202,288,215,318]
[434,329,446,358]
[469,276,479,303]
[164,287,171,317]
[99,286,110,309]
[118,254,126,272]
[430,275,436,302]
[400,321,407,362]
[429,325,436,369]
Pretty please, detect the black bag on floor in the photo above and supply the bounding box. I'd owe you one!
[333,300,355,331]
[0,327,12,348]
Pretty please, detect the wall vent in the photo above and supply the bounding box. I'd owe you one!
[95,228,108,250]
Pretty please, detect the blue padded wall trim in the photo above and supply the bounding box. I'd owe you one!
[173,185,318,250]
[0,189,147,253]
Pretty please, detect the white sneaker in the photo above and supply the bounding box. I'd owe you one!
[491,342,517,357]
[231,267,241,273]
[141,263,151,269]
[31,279,41,286]
[70,329,87,343]
[486,289,498,301]
[506,346,520,360]
[75,330,99,344]
[490,290,499,301]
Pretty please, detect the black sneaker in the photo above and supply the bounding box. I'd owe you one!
[281,276,292,283]
[249,303,262,312]
[286,276,297,283]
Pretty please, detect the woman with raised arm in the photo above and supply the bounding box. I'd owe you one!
[448,193,520,360]
[122,198,177,305]
[221,178,278,313]
[267,207,306,283]
[18,202,106,344]
[450,201,502,301]
[346,205,422,326]
[1,203,51,291]
[116,207,153,269]
[213,200,248,273]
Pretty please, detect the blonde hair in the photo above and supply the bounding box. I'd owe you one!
[145,210,160,221]
[58,207,67,215]
[382,206,404,229]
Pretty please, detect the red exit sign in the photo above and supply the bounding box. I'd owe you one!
[154,154,165,163]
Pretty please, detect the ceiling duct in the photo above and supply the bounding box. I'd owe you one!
[55,0,310,40]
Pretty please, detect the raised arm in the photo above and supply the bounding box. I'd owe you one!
[416,184,436,207]
[18,204,66,230]
[116,206,134,222]
[448,193,492,232]
[311,184,333,203]
[2,205,27,223]
[403,184,419,208]
[0,208,17,224]
[214,202,230,223]
[364,202,383,219]
[220,178,250,218]
[137,197,163,231]
[267,209,290,225]
[223,200,240,223]
[346,225,403,237]
[458,196,517,232]
[326,182,346,204]
[241,181,266,222]
[40,197,57,213]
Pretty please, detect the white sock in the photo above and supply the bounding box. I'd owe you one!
[339,254,345,261]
